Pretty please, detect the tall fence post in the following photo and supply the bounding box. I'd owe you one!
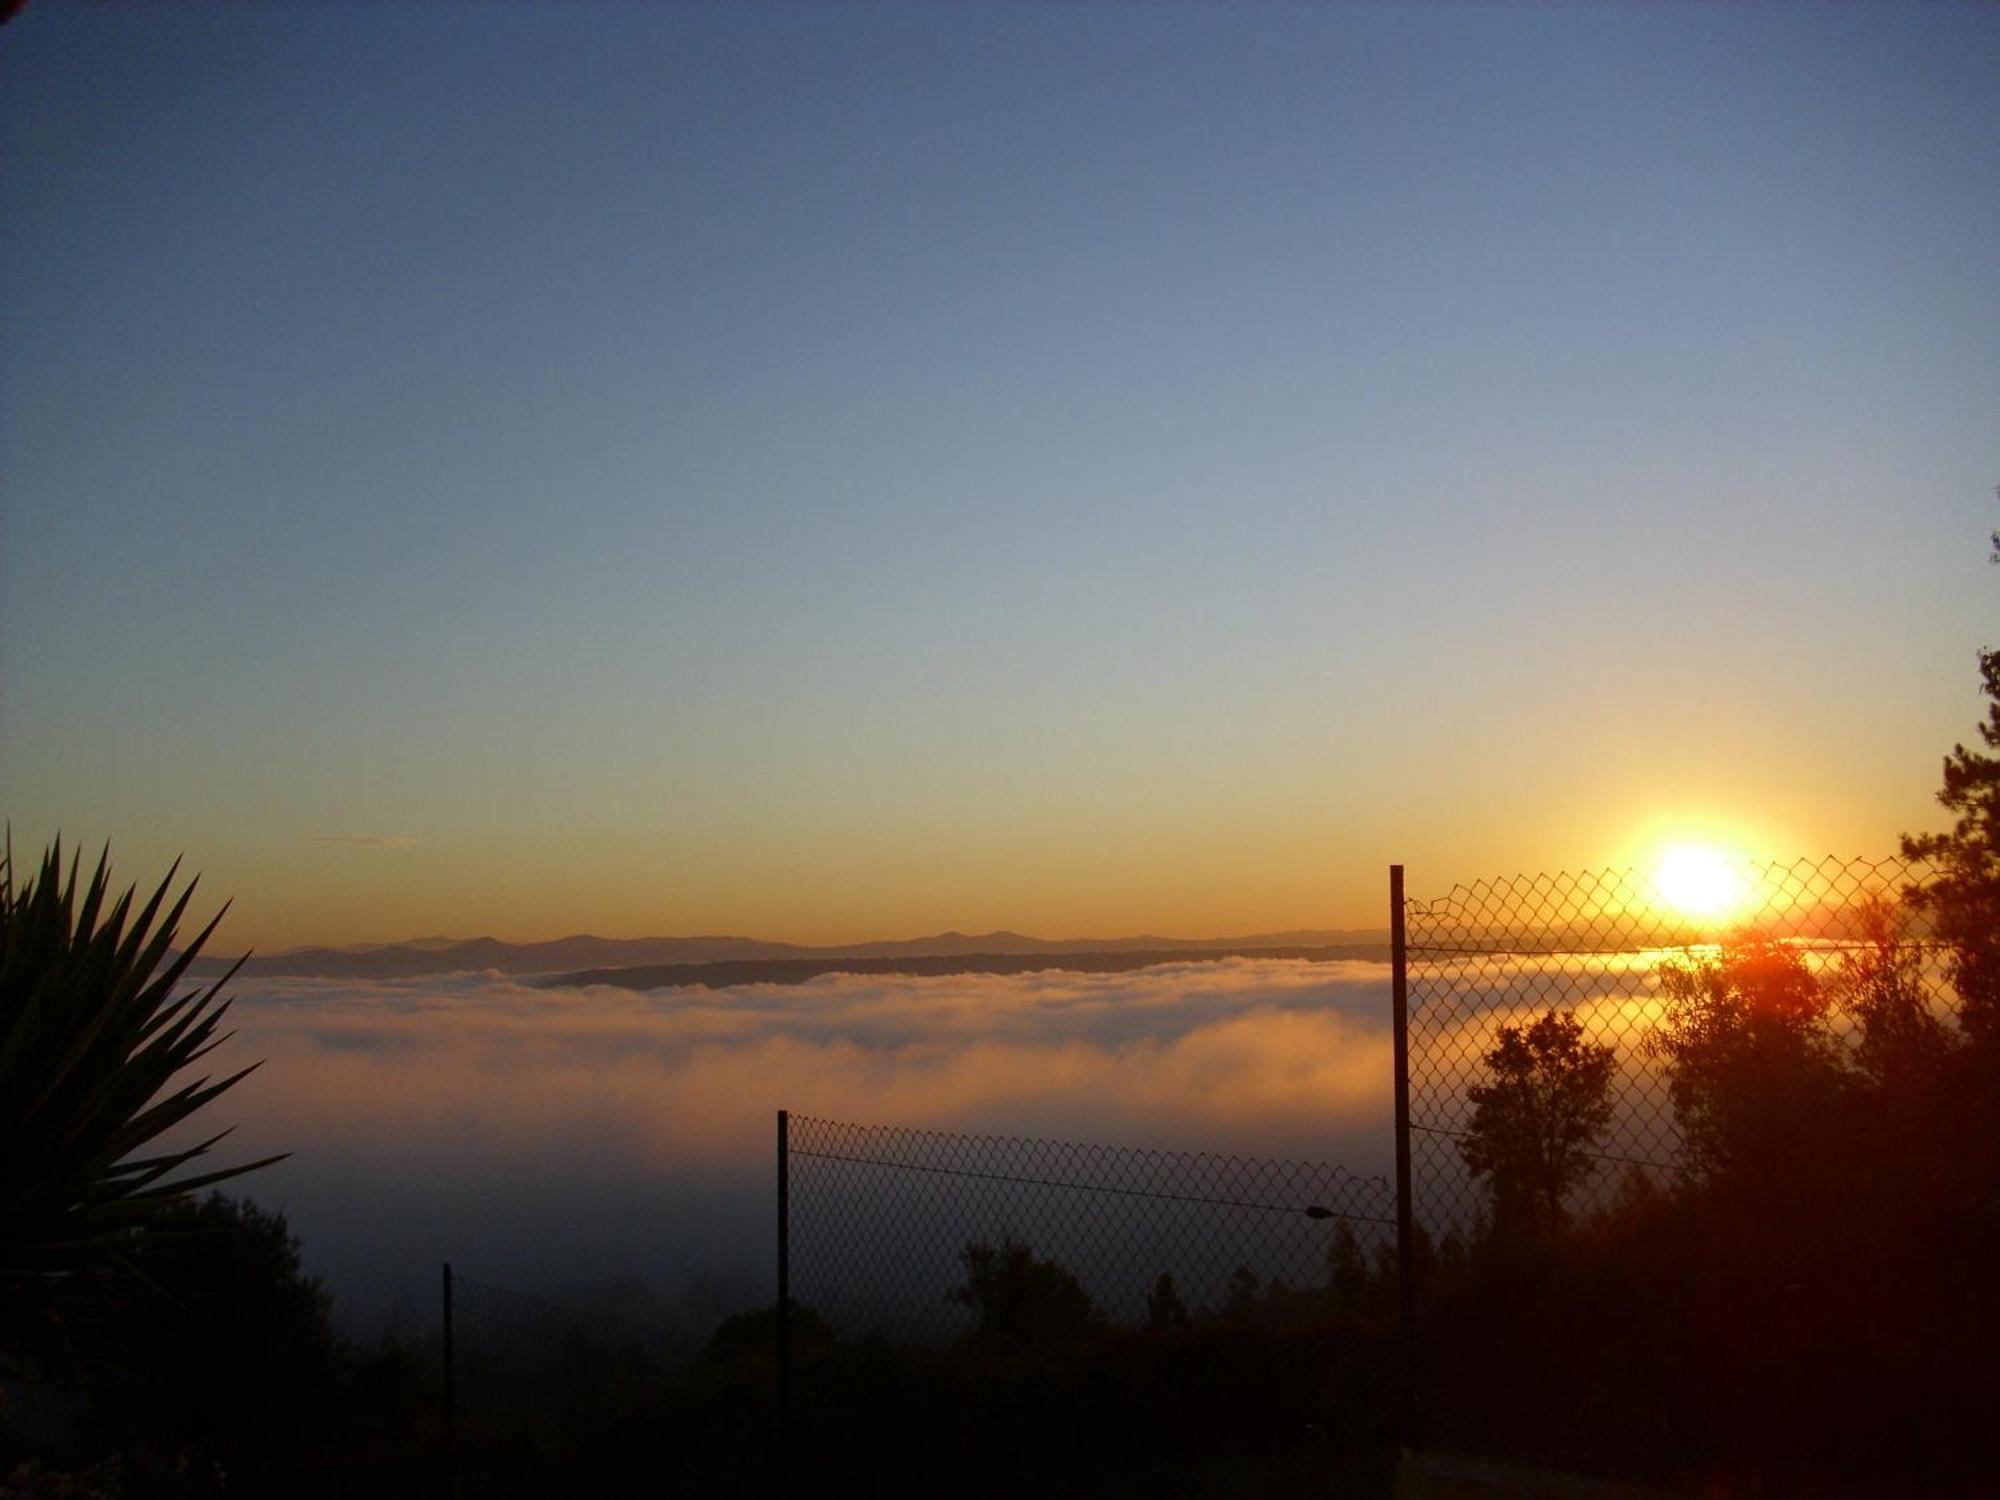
[442,1261,456,1498]
[1390,865,1415,1432]
[777,1109,791,1426]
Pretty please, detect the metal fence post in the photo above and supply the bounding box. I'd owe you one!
[1390,866,1415,1403]
[442,1261,456,1498]
[777,1109,790,1425]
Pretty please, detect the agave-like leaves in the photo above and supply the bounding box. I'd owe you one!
[0,839,285,1358]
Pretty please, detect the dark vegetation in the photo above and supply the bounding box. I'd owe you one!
[0,845,433,1496]
[1421,925,1999,1492]
[2,1193,443,1498]
[448,1239,1400,1499]
[0,844,281,1374]
[1410,534,2000,1491]
[1,1232,1403,1496]
[1457,1008,1614,1241]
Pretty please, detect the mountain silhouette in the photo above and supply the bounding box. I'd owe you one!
[542,942,1393,992]
[184,928,1388,981]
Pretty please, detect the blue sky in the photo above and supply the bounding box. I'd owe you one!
[3,3,1996,946]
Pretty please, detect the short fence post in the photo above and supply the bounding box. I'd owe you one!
[777,1109,791,1427]
[442,1261,456,1498]
[1390,865,1416,1436]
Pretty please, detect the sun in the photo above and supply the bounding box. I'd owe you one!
[1652,844,1747,921]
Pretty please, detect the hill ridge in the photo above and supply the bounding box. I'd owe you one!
[184,927,1389,980]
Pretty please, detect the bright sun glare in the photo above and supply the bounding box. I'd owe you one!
[1652,844,1747,920]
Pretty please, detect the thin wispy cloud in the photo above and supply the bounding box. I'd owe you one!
[306,835,418,849]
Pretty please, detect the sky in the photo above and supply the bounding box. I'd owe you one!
[3,3,1997,950]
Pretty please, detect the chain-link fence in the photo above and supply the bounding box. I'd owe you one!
[783,1113,1396,1346]
[1389,851,1999,1480]
[1399,852,1950,1242]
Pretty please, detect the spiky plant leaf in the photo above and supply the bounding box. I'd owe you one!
[0,839,285,1364]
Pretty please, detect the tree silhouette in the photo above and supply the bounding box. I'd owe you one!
[1903,501,2000,1048]
[1223,1265,1262,1318]
[115,1194,335,1444]
[1459,1008,1614,1239]
[950,1238,1101,1352]
[1891,500,2000,1321]
[1829,893,1955,1091]
[1145,1271,1188,1329]
[704,1301,834,1374]
[1325,1221,1369,1308]
[1650,937,1843,1184]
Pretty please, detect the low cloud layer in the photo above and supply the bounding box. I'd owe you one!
[306,834,418,849]
[190,959,1398,1335]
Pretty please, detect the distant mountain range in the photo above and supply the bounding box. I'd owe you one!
[185,928,1389,982]
[542,943,1393,992]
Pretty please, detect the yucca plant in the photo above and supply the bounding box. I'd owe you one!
[0,839,284,1368]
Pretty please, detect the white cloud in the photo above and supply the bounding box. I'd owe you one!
[187,959,1399,1333]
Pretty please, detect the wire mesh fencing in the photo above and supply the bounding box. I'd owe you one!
[782,1113,1396,1347]
[1399,852,1952,1242]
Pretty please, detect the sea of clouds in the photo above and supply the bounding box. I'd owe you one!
[191,958,1400,1340]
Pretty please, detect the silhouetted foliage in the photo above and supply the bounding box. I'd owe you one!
[1222,1265,1262,1319]
[1830,893,1957,1091]
[1459,1008,1614,1238]
[1430,880,2000,1482]
[1144,1271,1188,1329]
[0,842,281,1375]
[1648,937,1844,1185]
[123,1193,334,1414]
[1325,1222,1369,1308]
[701,1300,833,1379]
[949,1238,1102,1352]
[0,1194,357,1494]
[1902,501,2000,1049]
[643,1316,1399,1499]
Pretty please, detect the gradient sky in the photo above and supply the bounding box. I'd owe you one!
[3,3,1996,950]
